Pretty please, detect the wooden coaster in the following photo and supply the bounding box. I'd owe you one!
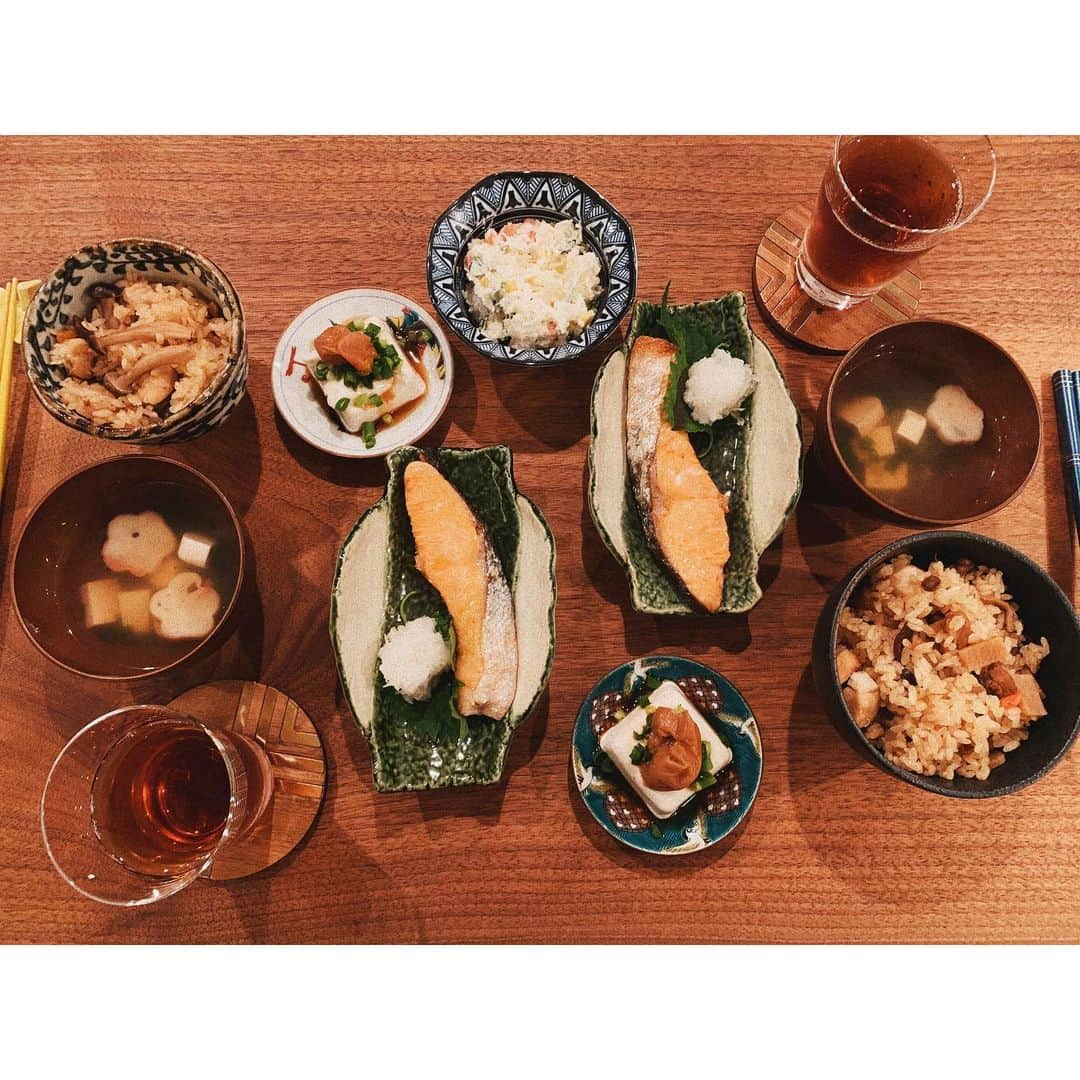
[753,205,921,353]
[167,681,326,882]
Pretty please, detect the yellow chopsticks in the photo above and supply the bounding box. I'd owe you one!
[0,276,21,498]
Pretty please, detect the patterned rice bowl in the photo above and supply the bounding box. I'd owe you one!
[22,237,247,444]
[572,655,763,855]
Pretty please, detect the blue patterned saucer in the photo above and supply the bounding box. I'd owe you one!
[427,171,636,367]
[572,656,763,856]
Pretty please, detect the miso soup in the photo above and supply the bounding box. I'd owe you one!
[61,480,241,676]
[831,351,1003,521]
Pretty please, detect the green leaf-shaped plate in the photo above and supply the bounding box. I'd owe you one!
[587,292,803,614]
[331,445,556,791]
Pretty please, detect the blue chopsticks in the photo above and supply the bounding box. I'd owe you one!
[1052,370,1080,534]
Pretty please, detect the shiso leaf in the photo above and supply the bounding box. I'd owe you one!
[656,284,752,435]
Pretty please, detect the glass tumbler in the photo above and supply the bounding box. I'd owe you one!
[796,135,997,309]
[41,705,274,906]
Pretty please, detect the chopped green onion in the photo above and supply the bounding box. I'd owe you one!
[633,716,652,740]
[313,361,329,381]
[693,740,717,790]
[360,421,376,449]
[334,397,350,412]
[341,367,360,390]
[636,693,651,709]
[645,675,661,691]
[630,743,651,766]
[382,413,395,425]
[368,393,383,406]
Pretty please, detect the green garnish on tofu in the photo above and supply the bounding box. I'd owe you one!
[693,740,717,791]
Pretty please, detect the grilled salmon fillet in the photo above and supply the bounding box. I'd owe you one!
[403,460,518,719]
[625,335,730,612]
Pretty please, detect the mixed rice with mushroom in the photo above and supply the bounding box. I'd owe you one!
[51,273,232,429]
[837,554,1049,780]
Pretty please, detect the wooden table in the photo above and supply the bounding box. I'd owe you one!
[2,136,1077,944]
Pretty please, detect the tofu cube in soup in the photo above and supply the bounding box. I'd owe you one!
[836,395,885,437]
[599,680,732,819]
[118,589,153,635]
[866,424,896,458]
[177,532,215,570]
[895,408,927,446]
[81,578,120,629]
[864,459,909,492]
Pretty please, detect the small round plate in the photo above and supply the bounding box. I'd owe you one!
[427,171,637,367]
[572,656,763,856]
[167,680,326,881]
[272,289,453,458]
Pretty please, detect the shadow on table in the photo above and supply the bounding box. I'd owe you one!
[488,346,602,451]
[336,674,550,842]
[172,393,263,517]
[784,662,1027,909]
[273,410,388,489]
[795,451,888,592]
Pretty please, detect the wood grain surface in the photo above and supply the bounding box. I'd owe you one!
[1,136,1077,944]
[753,204,922,351]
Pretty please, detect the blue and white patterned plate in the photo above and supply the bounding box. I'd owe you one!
[22,238,247,444]
[572,656,763,856]
[427,171,637,367]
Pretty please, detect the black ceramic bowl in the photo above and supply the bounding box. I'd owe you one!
[812,531,1080,797]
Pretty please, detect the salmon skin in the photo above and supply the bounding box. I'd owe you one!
[624,336,730,612]
[403,460,517,719]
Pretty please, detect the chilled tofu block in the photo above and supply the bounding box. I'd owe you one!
[177,532,215,569]
[147,555,184,591]
[864,459,909,492]
[307,317,425,434]
[836,395,885,437]
[895,408,927,446]
[599,680,732,819]
[81,578,120,629]
[926,385,984,446]
[118,588,153,635]
[866,424,895,458]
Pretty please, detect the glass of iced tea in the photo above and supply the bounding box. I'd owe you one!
[797,136,997,309]
[41,705,274,906]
